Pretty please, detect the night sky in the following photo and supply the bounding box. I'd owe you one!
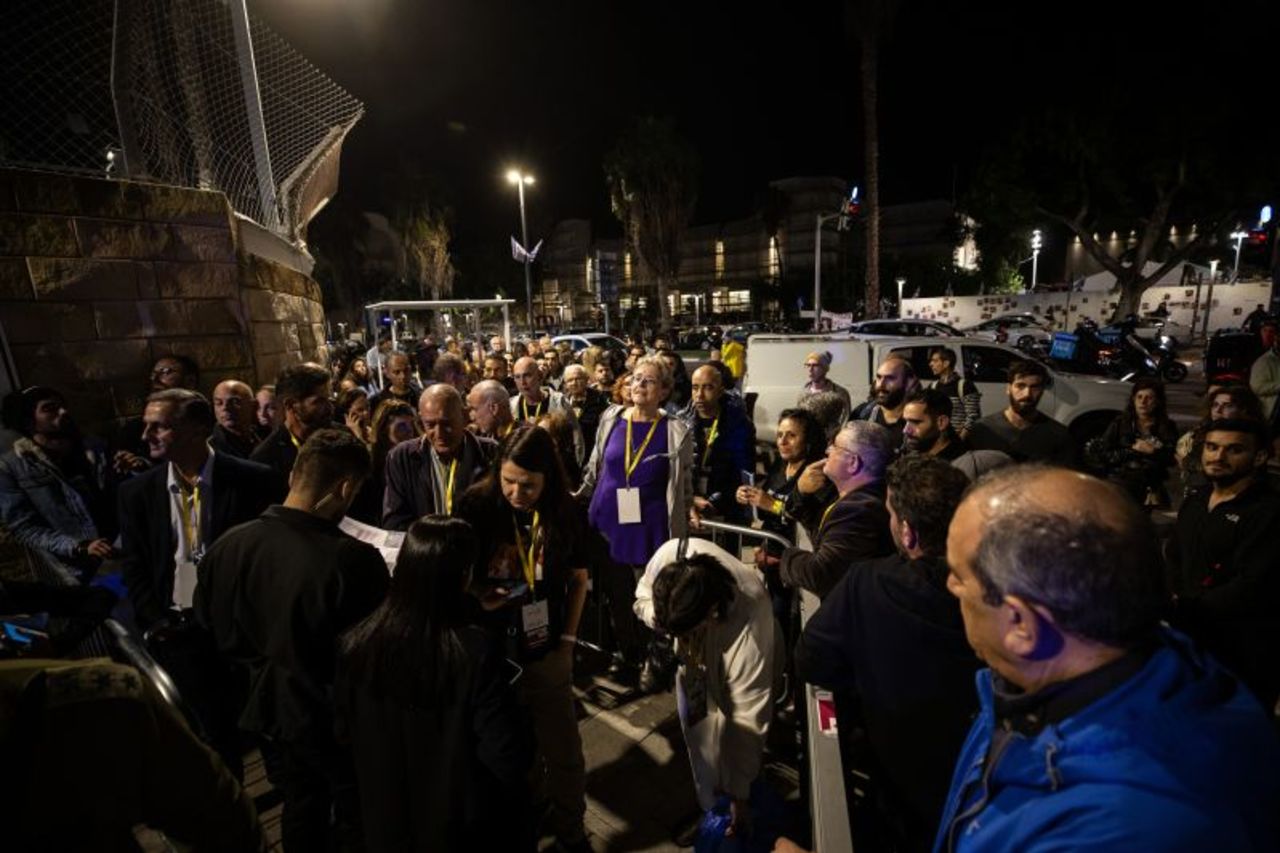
[255,0,1278,281]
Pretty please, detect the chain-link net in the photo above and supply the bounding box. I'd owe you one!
[1,0,363,240]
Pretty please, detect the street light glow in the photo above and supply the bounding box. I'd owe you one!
[506,169,535,185]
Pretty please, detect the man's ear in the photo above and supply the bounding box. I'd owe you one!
[900,520,918,552]
[1000,594,1043,660]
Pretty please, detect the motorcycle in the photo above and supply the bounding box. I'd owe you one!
[1106,334,1187,383]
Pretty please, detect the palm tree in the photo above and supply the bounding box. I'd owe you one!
[604,117,699,333]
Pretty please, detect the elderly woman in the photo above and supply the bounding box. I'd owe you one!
[579,355,694,685]
[799,350,851,425]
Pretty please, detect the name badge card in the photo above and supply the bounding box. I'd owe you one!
[521,599,550,650]
[617,487,642,524]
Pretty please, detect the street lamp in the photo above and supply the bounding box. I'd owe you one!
[506,169,537,330]
[1230,229,1248,282]
[1030,229,1043,289]
[895,277,907,317]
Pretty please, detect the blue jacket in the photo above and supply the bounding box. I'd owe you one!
[0,437,111,582]
[935,628,1280,853]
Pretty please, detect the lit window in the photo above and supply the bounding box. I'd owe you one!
[768,236,780,278]
[624,252,632,282]
[715,240,725,279]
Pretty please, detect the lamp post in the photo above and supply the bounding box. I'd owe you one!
[813,212,843,330]
[895,277,907,317]
[506,169,536,331]
[1230,230,1248,282]
[1031,229,1042,289]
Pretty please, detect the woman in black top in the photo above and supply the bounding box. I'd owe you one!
[455,426,591,852]
[735,408,831,626]
[336,516,533,852]
[1092,378,1180,508]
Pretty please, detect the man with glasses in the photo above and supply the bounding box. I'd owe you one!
[778,421,894,598]
[562,363,608,447]
[800,351,852,426]
[114,355,200,474]
[509,356,584,464]
[383,383,494,530]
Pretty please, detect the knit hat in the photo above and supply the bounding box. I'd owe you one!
[804,351,832,367]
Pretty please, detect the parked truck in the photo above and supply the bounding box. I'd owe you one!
[743,334,1133,444]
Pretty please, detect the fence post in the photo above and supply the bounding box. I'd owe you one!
[228,0,282,233]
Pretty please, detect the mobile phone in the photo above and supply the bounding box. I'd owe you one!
[740,470,756,487]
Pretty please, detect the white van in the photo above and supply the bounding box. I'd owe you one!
[743,334,1133,444]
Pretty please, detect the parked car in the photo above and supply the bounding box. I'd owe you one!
[725,321,772,341]
[673,325,723,350]
[1203,331,1263,386]
[551,332,628,356]
[961,314,1055,350]
[744,333,1131,444]
[1098,316,1192,351]
[843,318,964,338]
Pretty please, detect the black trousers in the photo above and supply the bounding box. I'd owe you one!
[599,561,650,665]
[145,619,247,779]
[262,737,360,852]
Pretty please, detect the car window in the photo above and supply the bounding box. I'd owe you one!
[887,346,935,380]
[962,345,1023,383]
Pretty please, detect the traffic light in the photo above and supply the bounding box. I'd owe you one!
[838,185,860,232]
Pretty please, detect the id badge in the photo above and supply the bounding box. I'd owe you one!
[617,487,642,524]
[521,599,550,651]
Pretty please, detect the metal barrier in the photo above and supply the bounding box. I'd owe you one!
[696,518,854,853]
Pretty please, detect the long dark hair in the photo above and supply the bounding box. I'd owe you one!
[339,516,476,705]
[1124,378,1169,427]
[460,424,579,555]
[777,407,827,466]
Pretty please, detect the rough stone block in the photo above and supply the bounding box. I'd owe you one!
[155,262,237,299]
[0,173,17,213]
[12,172,79,215]
[94,303,148,339]
[144,300,191,336]
[73,178,148,221]
[0,214,80,257]
[191,298,246,335]
[153,336,251,371]
[0,258,33,300]
[242,287,277,320]
[29,258,138,301]
[2,302,97,344]
[251,322,288,356]
[11,339,151,387]
[135,262,159,298]
[164,224,236,263]
[305,300,325,324]
[75,219,172,260]
[143,185,232,228]
[297,324,318,353]
[284,323,302,353]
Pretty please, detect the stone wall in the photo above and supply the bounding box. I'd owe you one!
[0,168,326,435]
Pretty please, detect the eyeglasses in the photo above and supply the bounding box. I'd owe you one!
[631,376,661,388]
[151,366,181,379]
[828,443,857,458]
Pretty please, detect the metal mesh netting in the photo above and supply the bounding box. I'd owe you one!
[1,0,363,239]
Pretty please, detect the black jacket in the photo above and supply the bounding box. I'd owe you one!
[336,619,533,852]
[209,424,259,460]
[117,452,279,629]
[382,433,496,531]
[680,397,756,520]
[248,424,299,491]
[566,387,610,450]
[195,506,389,745]
[796,554,981,852]
[780,483,893,599]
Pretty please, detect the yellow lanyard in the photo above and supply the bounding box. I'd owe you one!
[500,421,514,439]
[512,510,541,588]
[625,412,663,485]
[521,396,544,421]
[444,458,457,515]
[701,416,720,466]
[175,482,202,557]
[288,429,302,449]
[819,498,840,534]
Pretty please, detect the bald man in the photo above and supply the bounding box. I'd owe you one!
[939,465,1280,852]
[509,356,584,463]
[210,380,260,458]
[680,363,756,529]
[383,384,496,530]
[852,356,918,443]
[467,379,514,441]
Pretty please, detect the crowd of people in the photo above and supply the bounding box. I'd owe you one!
[1,322,1279,852]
